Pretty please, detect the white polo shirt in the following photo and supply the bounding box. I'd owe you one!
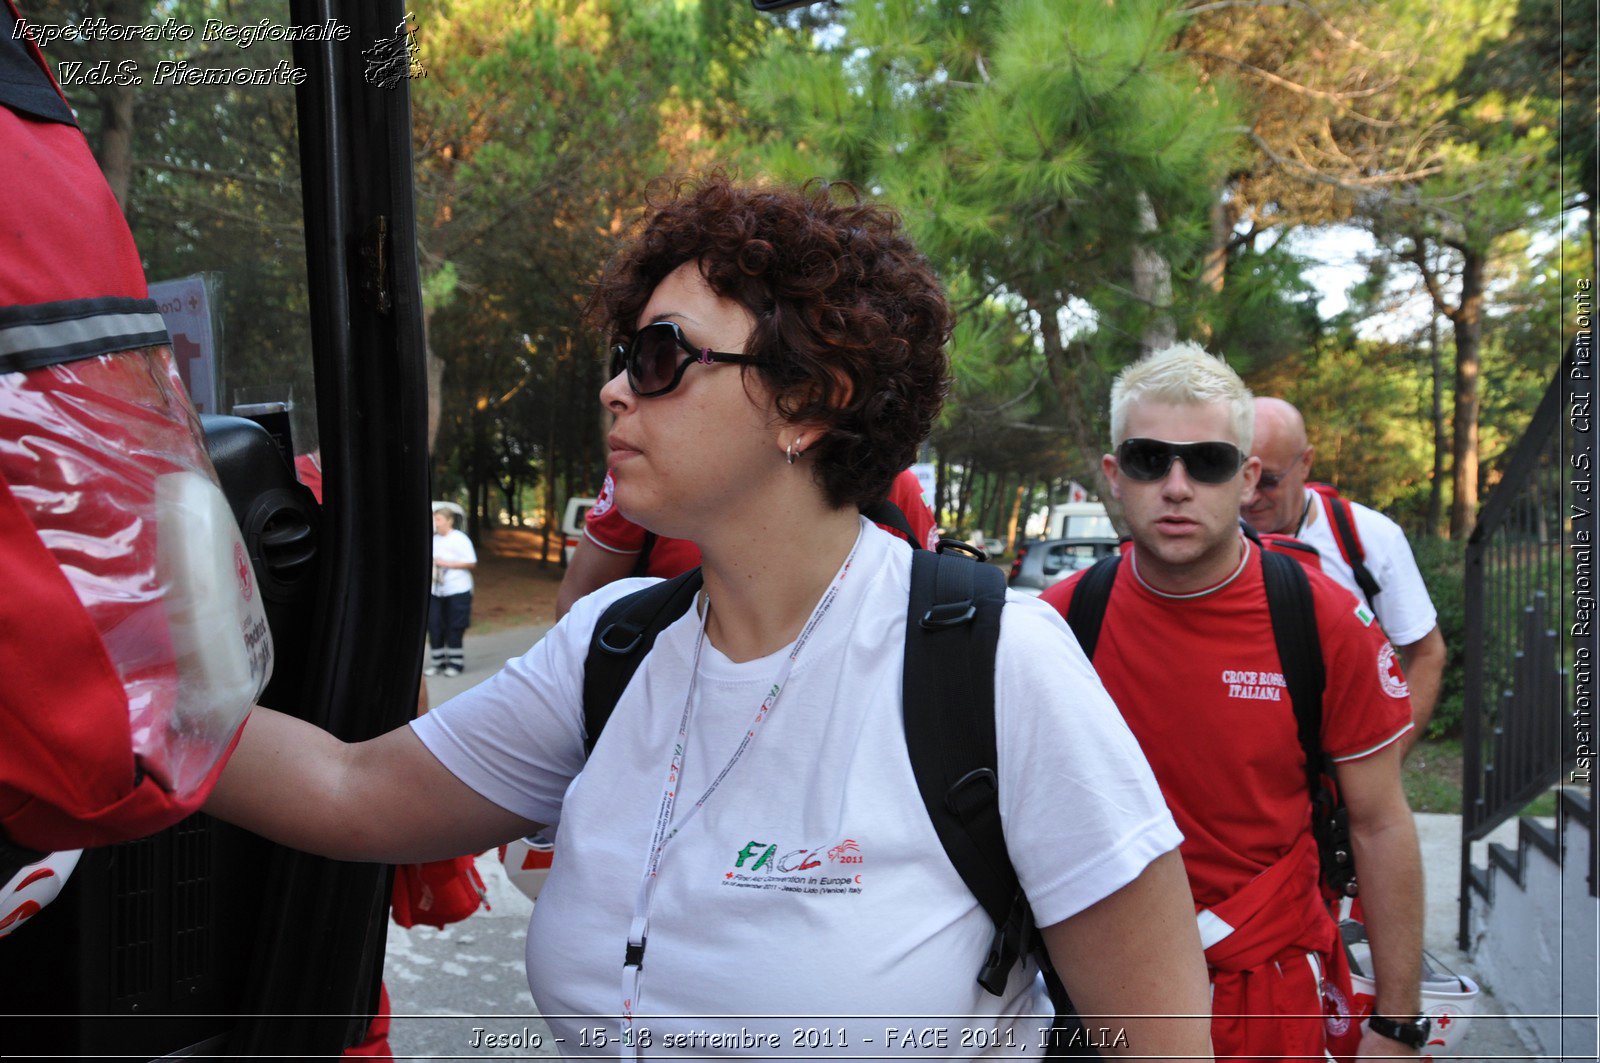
[1296,489,1437,646]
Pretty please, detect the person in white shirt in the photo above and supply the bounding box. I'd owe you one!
[427,503,476,677]
[205,175,1212,1059]
[1243,397,1447,753]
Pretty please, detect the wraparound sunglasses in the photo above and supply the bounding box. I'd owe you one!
[610,321,769,398]
[1116,438,1246,484]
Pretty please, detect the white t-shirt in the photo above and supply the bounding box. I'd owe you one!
[1296,489,1437,646]
[431,528,476,597]
[412,520,1180,1058]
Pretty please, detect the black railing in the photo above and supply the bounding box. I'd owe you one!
[1458,344,1594,950]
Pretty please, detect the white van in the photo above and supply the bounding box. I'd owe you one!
[1046,501,1115,541]
[561,496,597,565]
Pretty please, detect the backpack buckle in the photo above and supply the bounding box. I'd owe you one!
[596,621,645,656]
[920,599,976,629]
[977,889,1032,995]
[935,538,988,562]
[945,767,997,816]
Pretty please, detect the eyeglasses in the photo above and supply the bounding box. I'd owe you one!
[609,320,768,398]
[1255,448,1309,491]
[1257,468,1290,490]
[1115,438,1246,485]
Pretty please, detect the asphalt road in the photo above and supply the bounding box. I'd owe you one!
[383,622,1541,1062]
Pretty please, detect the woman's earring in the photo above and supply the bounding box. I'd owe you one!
[787,438,803,466]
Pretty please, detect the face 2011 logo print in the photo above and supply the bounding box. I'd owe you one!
[722,837,865,893]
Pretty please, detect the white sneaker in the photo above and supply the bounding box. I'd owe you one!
[423,665,440,677]
[441,666,463,678]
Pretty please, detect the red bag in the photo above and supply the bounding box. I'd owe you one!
[389,855,488,929]
[0,12,269,854]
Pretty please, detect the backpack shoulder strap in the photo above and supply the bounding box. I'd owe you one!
[1258,548,1328,791]
[581,567,704,756]
[901,548,1023,995]
[1260,544,1361,897]
[860,498,922,549]
[1309,483,1381,605]
[1063,554,1121,661]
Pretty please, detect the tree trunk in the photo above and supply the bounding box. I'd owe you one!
[1004,484,1027,553]
[89,0,142,206]
[1449,249,1486,539]
[1200,191,1235,297]
[955,459,976,532]
[94,85,135,207]
[425,325,445,454]
[541,393,558,569]
[1027,295,1104,476]
[1196,188,1238,342]
[981,473,1005,535]
[1425,313,1446,537]
[1132,192,1176,356]
[935,456,950,525]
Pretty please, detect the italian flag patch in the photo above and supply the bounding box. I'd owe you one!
[1354,603,1375,627]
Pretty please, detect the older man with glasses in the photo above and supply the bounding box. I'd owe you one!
[1041,344,1428,1063]
[1244,397,1446,754]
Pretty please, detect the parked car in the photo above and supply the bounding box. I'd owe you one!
[1007,536,1121,595]
[561,495,597,565]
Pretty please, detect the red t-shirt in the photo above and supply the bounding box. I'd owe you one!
[584,468,939,579]
[1040,541,1411,909]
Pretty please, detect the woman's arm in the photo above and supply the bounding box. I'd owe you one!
[205,706,541,863]
[1041,849,1213,1061]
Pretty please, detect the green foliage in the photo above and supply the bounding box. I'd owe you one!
[740,0,1242,482]
[411,0,710,522]
[1404,737,1463,813]
[1248,335,1438,525]
[1207,241,1324,378]
[1411,538,1466,738]
[38,0,319,432]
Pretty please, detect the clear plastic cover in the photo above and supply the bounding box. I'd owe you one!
[0,346,271,797]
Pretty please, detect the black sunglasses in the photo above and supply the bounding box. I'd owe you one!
[609,321,768,398]
[1116,438,1246,485]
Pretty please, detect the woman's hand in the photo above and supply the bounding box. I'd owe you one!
[1040,848,1213,1061]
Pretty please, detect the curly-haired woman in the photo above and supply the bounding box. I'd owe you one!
[208,175,1210,1059]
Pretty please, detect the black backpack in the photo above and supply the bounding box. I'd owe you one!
[1062,542,1358,899]
[582,542,1096,1051]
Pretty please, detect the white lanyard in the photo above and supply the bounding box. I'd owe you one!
[618,530,862,1057]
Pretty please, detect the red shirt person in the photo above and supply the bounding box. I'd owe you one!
[557,466,937,616]
[1040,343,1427,1063]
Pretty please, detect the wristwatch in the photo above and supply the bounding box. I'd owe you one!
[1367,1012,1432,1049]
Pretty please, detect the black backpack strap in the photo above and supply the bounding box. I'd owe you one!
[581,567,704,756]
[902,548,1024,994]
[860,498,923,549]
[1063,555,1121,661]
[1258,548,1327,789]
[1258,548,1356,895]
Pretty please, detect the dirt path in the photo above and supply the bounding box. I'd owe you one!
[469,526,567,631]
